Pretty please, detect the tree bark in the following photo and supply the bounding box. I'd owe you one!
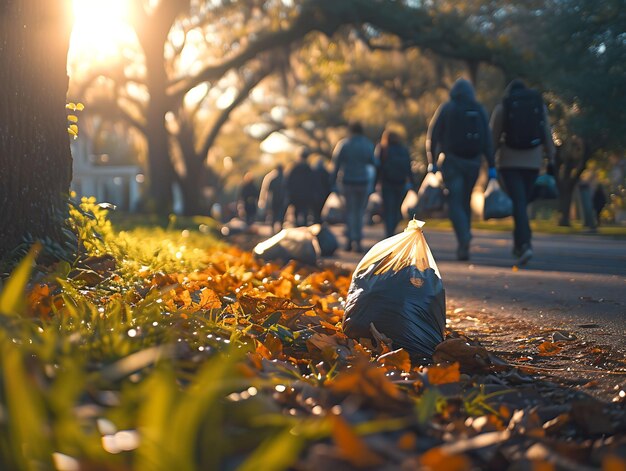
[555,137,593,227]
[0,0,74,260]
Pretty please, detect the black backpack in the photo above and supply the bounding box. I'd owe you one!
[381,145,410,184]
[503,88,545,149]
[445,101,483,157]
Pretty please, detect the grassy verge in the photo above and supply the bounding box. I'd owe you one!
[0,199,624,470]
[422,217,626,238]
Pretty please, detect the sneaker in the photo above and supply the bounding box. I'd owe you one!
[517,245,533,266]
[456,243,470,261]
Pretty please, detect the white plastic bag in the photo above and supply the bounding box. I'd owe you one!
[342,219,446,357]
[321,192,346,224]
[253,227,320,265]
[401,189,419,219]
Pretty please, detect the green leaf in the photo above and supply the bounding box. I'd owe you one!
[0,243,40,316]
[1,336,53,468]
[236,429,305,471]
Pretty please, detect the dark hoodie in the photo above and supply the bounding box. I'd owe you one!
[426,79,494,167]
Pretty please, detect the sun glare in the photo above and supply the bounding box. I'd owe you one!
[70,0,134,62]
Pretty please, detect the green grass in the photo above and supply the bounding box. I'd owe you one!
[421,217,626,238]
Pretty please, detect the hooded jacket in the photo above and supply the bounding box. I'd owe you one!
[490,80,555,170]
[426,79,495,167]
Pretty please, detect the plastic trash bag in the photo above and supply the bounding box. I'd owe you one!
[483,179,513,220]
[342,219,446,358]
[220,218,247,236]
[253,227,320,265]
[322,192,346,225]
[531,174,559,201]
[401,189,419,219]
[415,172,445,215]
[366,192,383,225]
[308,223,338,257]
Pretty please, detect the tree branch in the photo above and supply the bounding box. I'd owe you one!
[198,65,273,161]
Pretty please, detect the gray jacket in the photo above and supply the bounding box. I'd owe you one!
[330,134,376,186]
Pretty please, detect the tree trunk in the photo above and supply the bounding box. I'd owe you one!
[179,172,206,217]
[557,180,576,226]
[0,0,73,260]
[144,40,175,214]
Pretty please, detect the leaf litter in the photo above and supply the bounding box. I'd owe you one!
[6,226,626,471]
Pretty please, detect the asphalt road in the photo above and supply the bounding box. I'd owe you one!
[327,223,626,349]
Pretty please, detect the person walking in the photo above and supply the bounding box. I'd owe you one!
[426,78,496,261]
[310,158,331,225]
[330,122,376,252]
[238,172,259,226]
[376,129,416,237]
[490,79,555,265]
[286,148,314,227]
[259,164,287,233]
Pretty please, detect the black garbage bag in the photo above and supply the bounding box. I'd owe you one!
[415,172,445,215]
[253,227,320,265]
[483,179,513,220]
[531,174,559,201]
[309,223,339,257]
[342,220,446,358]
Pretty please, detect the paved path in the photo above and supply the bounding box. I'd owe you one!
[326,223,626,350]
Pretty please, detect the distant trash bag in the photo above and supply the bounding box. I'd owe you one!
[366,192,383,224]
[322,192,346,224]
[483,179,513,220]
[342,219,446,358]
[253,227,320,265]
[221,217,247,236]
[308,223,339,257]
[401,189,419,219]
[531,174,559,201]
[416,172,445,215]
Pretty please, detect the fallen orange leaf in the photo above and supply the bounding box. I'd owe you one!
[427,362,461,385]
[538,341,562,356]
[420,448,471,471]
[329,415,383,468]
[377,349,411,373]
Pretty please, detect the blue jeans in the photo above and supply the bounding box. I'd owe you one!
[441,155,481,247]
[500,168,539,250]
[382,183,407,238]
[343,183,369,243]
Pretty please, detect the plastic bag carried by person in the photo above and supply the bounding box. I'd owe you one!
[366,192,383,225]
[531,174,559,201]
[483,179,513,220]
[322,193,346,225]
[253,227,320,265]
[401,189,419,219]
[415,172,445,215]
[342,219,446,358]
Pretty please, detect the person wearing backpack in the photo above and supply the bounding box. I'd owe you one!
[376,129,416,237]
[426,78,496,261]
[490,79,555,265]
